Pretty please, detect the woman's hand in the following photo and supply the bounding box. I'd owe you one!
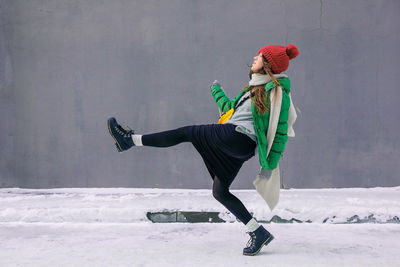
[211,80,221,88]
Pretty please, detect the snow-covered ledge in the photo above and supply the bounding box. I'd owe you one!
[0,187,399,224]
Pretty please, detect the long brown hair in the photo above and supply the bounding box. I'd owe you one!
[242,56,281,114]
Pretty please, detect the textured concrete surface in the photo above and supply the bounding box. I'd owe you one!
[1,0,399,188]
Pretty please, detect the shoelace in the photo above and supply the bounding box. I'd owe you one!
[245,231,257,249]
[115,124,134,138]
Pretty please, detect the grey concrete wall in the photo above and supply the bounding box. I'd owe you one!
[1,0,399,189]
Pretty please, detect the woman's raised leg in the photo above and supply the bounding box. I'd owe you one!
[141,126,190,147]
[108,116,192,152]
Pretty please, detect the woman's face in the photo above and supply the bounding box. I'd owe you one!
[251,53,264,73]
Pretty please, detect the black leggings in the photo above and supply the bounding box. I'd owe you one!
[142,126,253,225]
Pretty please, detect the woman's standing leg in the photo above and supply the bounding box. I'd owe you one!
[212,176,255,225]
[212,175,275,256]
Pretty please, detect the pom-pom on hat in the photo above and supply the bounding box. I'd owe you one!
[258,44,299,74]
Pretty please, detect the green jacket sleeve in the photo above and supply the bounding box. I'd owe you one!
[210,83,246,114]
[265,89,290,169]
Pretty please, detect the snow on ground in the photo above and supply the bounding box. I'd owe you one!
[1,222,399,267]
[1,187,399,223]
[0,187,399,266]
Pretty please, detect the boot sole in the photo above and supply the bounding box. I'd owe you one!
[107,118,123,152]
[243,234,274,256]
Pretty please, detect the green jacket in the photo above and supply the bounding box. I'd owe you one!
[211,77,291,170]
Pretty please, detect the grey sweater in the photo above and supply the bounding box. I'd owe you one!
[226,91,257,143]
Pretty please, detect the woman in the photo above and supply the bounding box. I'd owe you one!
[107,44,299,256]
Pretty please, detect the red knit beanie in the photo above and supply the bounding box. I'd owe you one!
[258,44,299,74]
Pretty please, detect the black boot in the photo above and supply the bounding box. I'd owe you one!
[243,225,274,256]
[107,117,135,152]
